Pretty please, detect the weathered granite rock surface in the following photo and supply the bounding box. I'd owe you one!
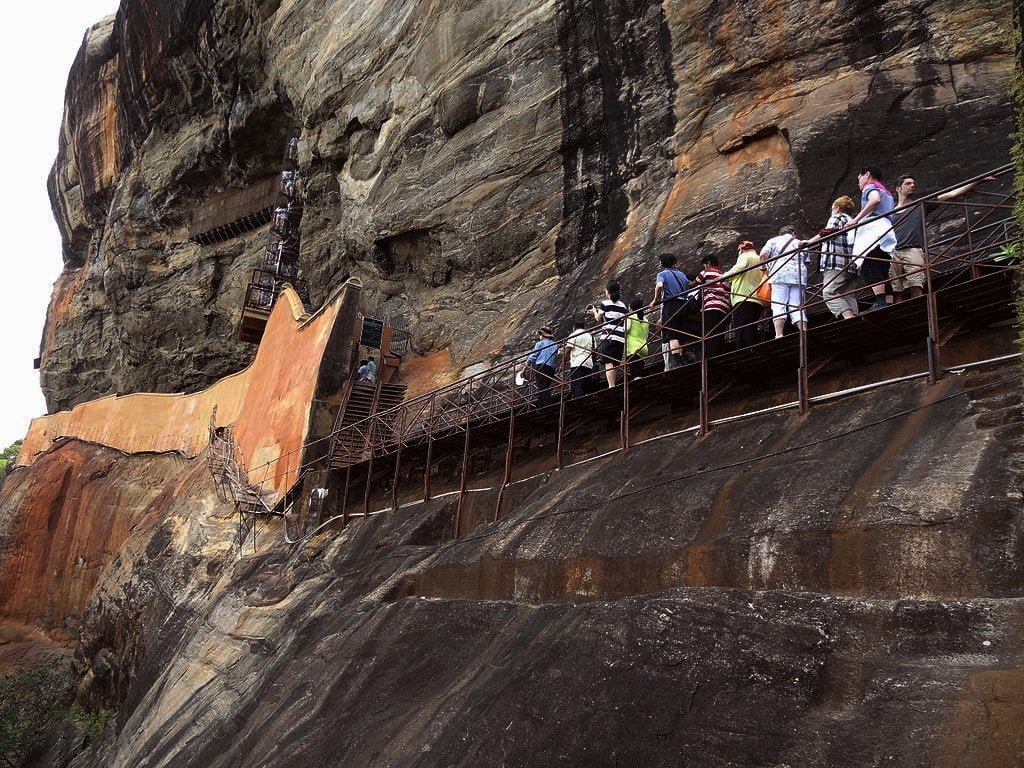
[40,0,1012,411]
[0,363,1017,767]
[0,443,193,642]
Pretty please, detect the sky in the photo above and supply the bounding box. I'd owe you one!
[0,1,121,447]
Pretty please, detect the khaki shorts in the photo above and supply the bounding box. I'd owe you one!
[890,247,926,292]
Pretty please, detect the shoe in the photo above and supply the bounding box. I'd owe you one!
[866,299,887,312]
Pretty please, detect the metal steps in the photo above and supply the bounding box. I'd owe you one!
[329,382,408,468]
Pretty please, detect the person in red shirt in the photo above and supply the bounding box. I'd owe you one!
[694,255,731,356]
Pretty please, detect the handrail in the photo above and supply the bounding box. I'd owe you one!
[231,164,1016,512]
[326,164,1015,459]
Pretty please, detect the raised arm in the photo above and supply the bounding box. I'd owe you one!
[649,283,664,312]
[850,189,880,225]
[935,176,996,203]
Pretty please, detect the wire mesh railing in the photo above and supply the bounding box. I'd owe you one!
[328,164,1017,466]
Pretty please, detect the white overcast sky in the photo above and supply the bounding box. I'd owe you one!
[0,2,120,446]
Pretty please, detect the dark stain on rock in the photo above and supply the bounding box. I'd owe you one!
[554,0,677,275]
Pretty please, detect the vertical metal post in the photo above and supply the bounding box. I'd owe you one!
[362,423,375,517]
[965,200,979,279]
[423,393,435,502]
[341,463,351,529]
[621,342,630,452]
[495,372,518,522]
[557,362,567,467]
[797,311,809,415]
[391,442,403,511]
[698,301,710,436]
[922,220,941,383]
[454,414,471,538]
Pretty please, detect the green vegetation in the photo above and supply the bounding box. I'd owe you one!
[0,658,74,767]
[67,704,114,743]
[0,441,22,483]
[992,242,1022,264]
[0,659,113,767]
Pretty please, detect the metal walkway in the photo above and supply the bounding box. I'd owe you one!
[318,165,1018,523]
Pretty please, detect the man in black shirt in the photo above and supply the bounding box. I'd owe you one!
[891,177,927,301]
[891,174,992,301]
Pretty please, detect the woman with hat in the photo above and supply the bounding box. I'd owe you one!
[523,324,560,408]
[721,240,768,348]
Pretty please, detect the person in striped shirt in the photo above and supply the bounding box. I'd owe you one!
[588,280,628,388]
[694,255,731,356]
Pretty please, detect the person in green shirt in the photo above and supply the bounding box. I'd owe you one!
[721,240,767,348]
[625,296,650,379]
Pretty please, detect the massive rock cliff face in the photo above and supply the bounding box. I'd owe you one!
[41,0,1012,412]
[1,360,1020,767]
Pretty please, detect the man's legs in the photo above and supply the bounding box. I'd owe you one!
[789,284,807,331]
[534,364,555,407]
[823,269,858,319]
[604,362,617,388]
[732,301,760,347]
[704,309,729,356]
[860,248,892,309]
[661,330,683,370]
[895,247,926,300]
[569,366,586,399]
[770,283,789,338]
[662,300,686,370]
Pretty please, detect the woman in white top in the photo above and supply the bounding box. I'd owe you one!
[564,318,596,398]
[760,225,809,339]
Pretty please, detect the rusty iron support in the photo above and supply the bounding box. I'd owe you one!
[798,309,809,415]
[423,439,434,502]
[391,441,402,511]
[937,319,968,348]
[922,223,942,384]
[494,374,518,522]
[341,464,351,529]
[454,415,472,538]
[557,365,567,467]
[698,304,710,436]
[423,393,436,502]
[621,349,630,452]
[363,423,375,517]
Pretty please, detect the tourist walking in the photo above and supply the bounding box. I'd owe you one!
[815,196,860,319]
[649,253,691,370]
[625,296,650,379]
[564,318,596,398]
[849,166,896,311]
[890,173,990,301]
[760,225,808,339]
[694,255,730,356]
[721,241,766,348]
[357,358,377,383]
[523,325,560,407]
[590,281,628,388]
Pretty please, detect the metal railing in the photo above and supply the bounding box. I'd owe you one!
[232,164,1018,532]
[330,165,1016,461]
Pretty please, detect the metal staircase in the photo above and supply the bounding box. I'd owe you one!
[207,418,281,519]
[329,381,408,468]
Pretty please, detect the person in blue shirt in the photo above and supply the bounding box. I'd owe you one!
[523,325,560,407]
[649,253,691,370]
[356,358,377,383]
